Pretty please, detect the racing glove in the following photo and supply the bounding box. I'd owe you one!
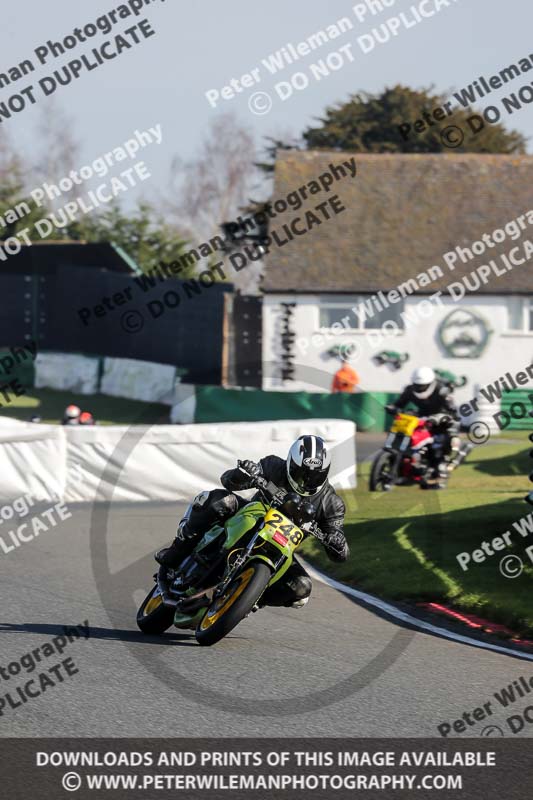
[222,460,263,491]
[324,530,349,562]
[238,460,262,479]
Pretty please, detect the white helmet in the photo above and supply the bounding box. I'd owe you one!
[65,404,81,419]
[287,435,331,496]
[411,367,436,399]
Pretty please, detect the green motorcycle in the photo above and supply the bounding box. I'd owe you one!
[136,464,326,646]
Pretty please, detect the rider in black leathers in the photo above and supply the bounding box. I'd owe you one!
[156,435,349,608]
[389,367,462,486]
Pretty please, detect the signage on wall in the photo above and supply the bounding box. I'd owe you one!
[373,351,410,371]
[437,309,493,359]
[327,343,358,361]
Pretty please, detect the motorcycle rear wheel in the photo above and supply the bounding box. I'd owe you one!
[195,561,272,647]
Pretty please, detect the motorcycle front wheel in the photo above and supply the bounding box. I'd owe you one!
[195,561,272,647]
[369,450,397,491]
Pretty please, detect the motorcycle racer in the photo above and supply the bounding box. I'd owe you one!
[61,404,81,425]
[388,366,462,485]
[156,435,349,608]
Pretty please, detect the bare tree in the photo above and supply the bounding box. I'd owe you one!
[0,127,23,185]
[0,128,34,236]
[162,112,263,242]
[33,99,81,198]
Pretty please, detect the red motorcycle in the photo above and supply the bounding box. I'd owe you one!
[369,412,440,491]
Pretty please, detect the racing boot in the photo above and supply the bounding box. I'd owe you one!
[155,520,200,569]
[422,462,448,489]
[436,462,449,489]
[448,441,473,472]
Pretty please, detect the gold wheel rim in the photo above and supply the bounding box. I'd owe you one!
[199,567,255,631]
[144,592,163,616]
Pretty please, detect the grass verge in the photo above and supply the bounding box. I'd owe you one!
[0,388,169,425]
[302,436,533,636]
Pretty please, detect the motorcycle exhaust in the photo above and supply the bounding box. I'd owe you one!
[156,567,215,610]
[156,569,180,608]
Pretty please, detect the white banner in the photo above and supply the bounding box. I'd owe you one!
[0,419,356,504]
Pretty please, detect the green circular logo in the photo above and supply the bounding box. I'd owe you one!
[438,309,492,358]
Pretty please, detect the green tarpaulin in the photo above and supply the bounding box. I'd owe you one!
[195,386,397,432]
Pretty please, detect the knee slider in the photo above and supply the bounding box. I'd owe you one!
[290,575,312,600]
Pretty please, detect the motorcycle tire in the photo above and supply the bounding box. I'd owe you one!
[369,450,396,491]
[137,585,175,635]
[195,561,272,647]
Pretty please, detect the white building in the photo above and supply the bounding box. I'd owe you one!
[262,152,533,411]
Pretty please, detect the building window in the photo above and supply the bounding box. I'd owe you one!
[507,297,533,332]
[319,304,356,329]
[319,297,405,331]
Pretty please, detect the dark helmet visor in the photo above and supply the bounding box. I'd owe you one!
[289,459,328,493]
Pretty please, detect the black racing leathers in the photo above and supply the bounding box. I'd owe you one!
[393,380,460,467]
[221,454,349,563]
[394,380,459,420]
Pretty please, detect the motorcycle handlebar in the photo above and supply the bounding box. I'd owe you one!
[237,461,278,495]
[237,461,327,542]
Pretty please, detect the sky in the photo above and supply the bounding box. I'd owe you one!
[1,0,532,206]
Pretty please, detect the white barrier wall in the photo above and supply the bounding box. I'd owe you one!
[100,358,177,404]
[0,420,66,501]
[34,353,179,405]
[34,353,100,394]
[170,384,197,424]
[0,419,356,504]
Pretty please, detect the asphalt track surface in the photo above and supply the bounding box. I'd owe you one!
[1,435,531,738]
